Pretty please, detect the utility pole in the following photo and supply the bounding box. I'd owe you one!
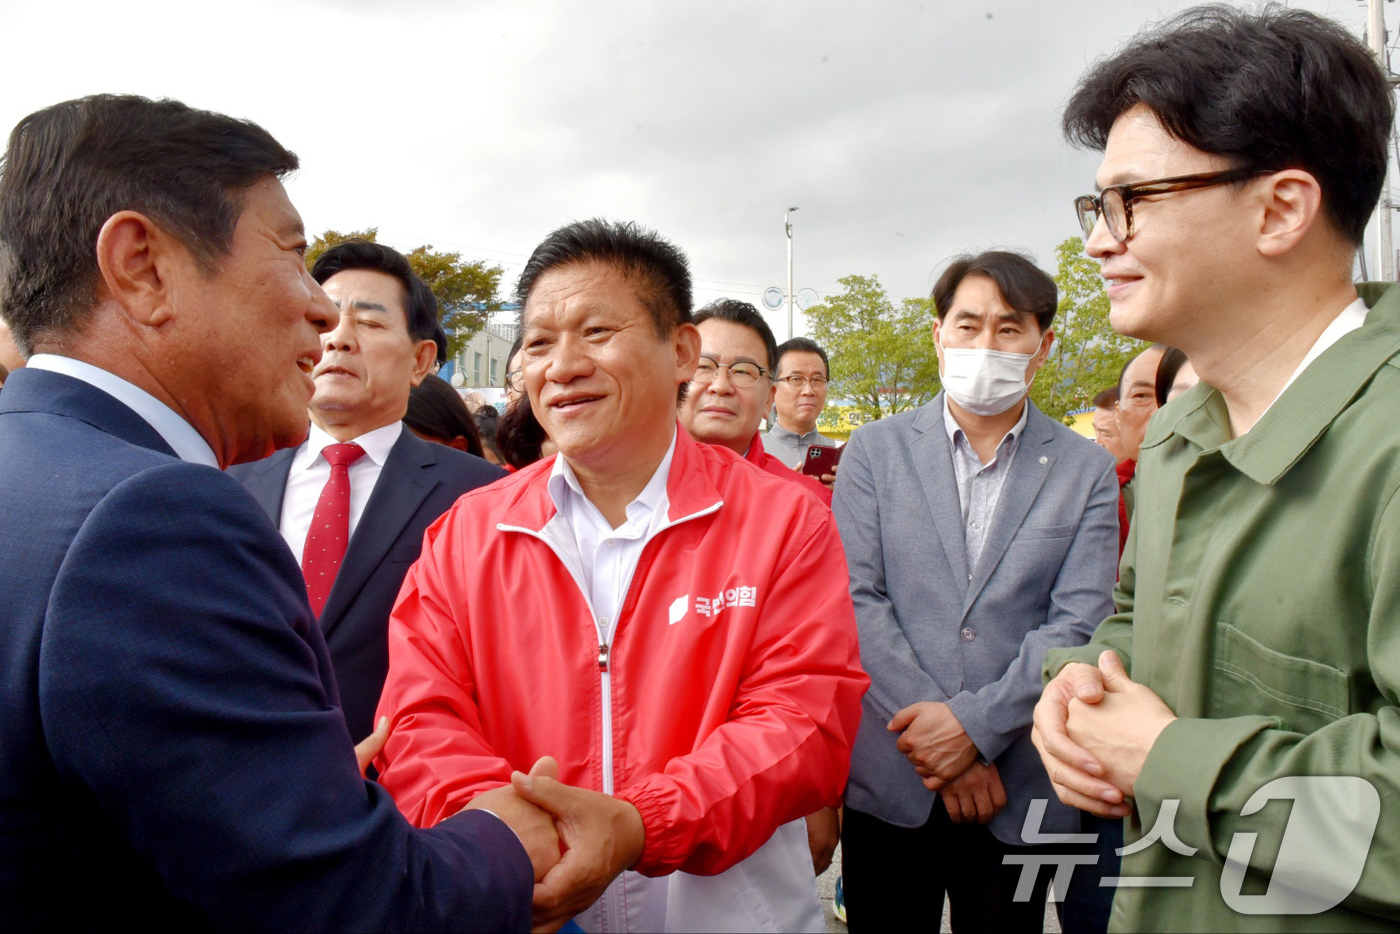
[785,206,799,340]
[1370,0,1394,280]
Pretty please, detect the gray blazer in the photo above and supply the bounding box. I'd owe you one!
[833,394,1118,844]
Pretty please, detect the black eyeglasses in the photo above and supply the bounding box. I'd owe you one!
[775,374,829,389]
[1074,167,1275,243]
[505,369,524,392]
[693,356,767,389]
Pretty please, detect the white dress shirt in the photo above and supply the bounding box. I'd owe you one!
[27,354,218,467]
[545,431,676,637]
[279,421,403,566]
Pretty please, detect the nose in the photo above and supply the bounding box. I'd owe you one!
[309,282,338,336]
[1084,210,1123,260]
[541,332,593,384]
[322,310,356,352]
[707,366,736,394]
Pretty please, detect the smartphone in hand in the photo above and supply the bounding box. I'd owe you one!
[801,444,843,478]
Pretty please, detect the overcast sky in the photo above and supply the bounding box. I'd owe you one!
[0,0,1382,338]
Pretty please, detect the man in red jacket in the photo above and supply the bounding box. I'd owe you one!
[375,218,868,933]
[679,298,831,506]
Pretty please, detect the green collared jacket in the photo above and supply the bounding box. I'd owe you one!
[1047,283,1400,932]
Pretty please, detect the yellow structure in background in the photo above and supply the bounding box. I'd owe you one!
[1067,407,1095,439]
[810,403,1098,444]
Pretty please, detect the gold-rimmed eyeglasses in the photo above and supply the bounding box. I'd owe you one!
[693,356,767,389]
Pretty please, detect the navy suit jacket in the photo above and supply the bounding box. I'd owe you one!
[0,369,531,932]
[230,428,504,742]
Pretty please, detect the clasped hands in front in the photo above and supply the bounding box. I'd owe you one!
[888,701,1006,824]
[464,756,646,933]
[1031,649,1177,819]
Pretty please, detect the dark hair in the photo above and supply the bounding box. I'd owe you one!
[1063,4,1393,245]
[1154,347,1189,406]
[473,406,503,464]
[775,337,831,380]
[514,218,692,338]
[403,375,483,458]
[504,334,524,390]
[694,299,779,373]
[311,239,440,345]
[932,250,1057,332]
[1093,387,1120,409]
[0,361,8,385]
[496,394,548,469]
[430,324,449,368]
[0,94,298,356]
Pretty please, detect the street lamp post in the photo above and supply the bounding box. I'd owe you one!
[785,206,799,340]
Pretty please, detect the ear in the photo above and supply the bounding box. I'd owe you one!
[673,321,701,382]
[764,379,777,410]
[1256,170,1323,258]
[449,435,470,452]
[95,211,182,328]
[408,339,438,386]
[1025,328,1054,381]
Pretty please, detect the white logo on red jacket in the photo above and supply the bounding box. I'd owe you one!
[695,586,758,618]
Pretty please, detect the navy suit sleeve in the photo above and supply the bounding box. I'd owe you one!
[39,464,531,933]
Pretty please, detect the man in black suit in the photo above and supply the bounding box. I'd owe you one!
[232,240,503,743]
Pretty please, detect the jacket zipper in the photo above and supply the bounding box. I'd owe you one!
[498,500,721,930]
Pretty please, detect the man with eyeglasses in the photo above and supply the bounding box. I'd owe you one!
[679,299,830,506]
[765,336,838,469]
[1033,7,1400,931]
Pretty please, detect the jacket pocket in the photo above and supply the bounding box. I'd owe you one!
[1211,621,1350,734]
[1012,523,1077,542]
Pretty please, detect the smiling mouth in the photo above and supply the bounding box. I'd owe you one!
[296,355,316,375]
[550,394,603,411]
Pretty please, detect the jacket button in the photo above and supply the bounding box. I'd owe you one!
[960,627,975,642]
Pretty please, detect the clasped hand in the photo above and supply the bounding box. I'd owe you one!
[1031,650,1177,818]
[465,756,646,933]
[888,701,977,791]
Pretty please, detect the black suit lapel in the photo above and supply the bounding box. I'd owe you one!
[965,404,1055,610]
[319,429,439,636]
[235,448,296,523]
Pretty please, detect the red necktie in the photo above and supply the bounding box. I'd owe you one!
[302,442,366,617]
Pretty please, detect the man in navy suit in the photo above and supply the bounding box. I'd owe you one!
[0,94,555,931]
[231,240,504,744]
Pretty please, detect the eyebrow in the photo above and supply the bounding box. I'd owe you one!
[335,299,391,313]
[951,309,1027,325]
[702,352,763,368]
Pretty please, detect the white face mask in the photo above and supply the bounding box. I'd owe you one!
[937,331,1045,416]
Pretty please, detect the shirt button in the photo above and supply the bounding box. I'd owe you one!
[600,617,610,627]
[606,540,617,548]
[971,521,980,529]
[960,627,975,642]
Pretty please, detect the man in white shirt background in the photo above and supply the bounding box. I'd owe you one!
[232,239,503,745]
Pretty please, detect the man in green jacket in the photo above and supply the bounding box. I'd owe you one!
[1034,6,1400,931]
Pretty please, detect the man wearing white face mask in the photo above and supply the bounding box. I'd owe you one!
[832,250,1119,931]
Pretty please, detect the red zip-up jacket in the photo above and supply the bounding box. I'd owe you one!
[744,431,832,505]
[375,429,867,876]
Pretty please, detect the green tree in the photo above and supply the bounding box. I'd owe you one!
[305,228,505,359]
[1031,237,1145,422]
[805,274,941,423]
